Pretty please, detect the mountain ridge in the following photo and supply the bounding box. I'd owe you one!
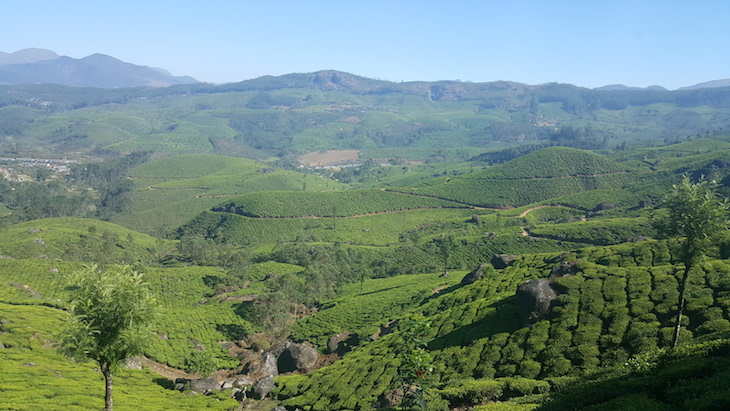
[0,48,198,88]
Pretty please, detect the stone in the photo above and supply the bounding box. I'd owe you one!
[327,331,357,354]
[174,378,191,392]
[124,356,142,370]
[550,261,579,278]
[190,378,221,394]
[516,279,557,323]
[262,352,278,377]
[278,342,319,373]
[252,375,275,399]
[461,263,493,285]
[233,376,254,388]
[491,254,520,269]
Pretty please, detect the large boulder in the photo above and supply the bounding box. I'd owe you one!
[491,254,520,269]
[278,342,319,373]
[262,352,278,377]
[516,279,557,323]
[461,263,493,285]
[190,378,222,394]
[252,375,275,399]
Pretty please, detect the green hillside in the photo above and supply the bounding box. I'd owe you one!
[4,83,730,411]
[275,242,730,410]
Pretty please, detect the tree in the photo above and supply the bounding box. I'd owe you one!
[396,314,435,410]
[58,265,157,411]
[653,176,730,348]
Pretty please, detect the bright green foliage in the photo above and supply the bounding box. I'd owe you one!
[58,264,157,411]
[653,176,730,347]
[183,349,218,378]
[530,218,653,246]
[276,242,730,410]
[212,188,469,218]
[0,303,237,411]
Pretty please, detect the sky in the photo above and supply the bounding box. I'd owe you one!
[1,0,728,89]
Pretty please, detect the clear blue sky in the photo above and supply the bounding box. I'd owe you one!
[2,0,728,89]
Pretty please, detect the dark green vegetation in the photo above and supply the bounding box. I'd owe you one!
[2,75,730,410]
[1,71,730,160]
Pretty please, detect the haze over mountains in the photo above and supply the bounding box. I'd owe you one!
[0,48,198,88]
[0,48,728,90]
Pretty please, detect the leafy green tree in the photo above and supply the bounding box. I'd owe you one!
[58,265,157,411]
[396,314,435,410]
[653,176,730,348]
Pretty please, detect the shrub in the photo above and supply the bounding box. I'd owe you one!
[439,379,504,406]
[518,360,542,379]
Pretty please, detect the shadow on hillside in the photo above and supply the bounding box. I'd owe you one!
[154,377,176,390]
[428,296,520,350]
[217,323,248,341]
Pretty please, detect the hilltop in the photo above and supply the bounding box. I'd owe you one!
[0,48,198,87]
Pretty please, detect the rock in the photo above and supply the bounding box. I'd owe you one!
[174,378,191,392]
[0,340,5,349]
[262,352,278,377]
[516,279,557,323]
[48,267,58,273]
[222,378,236,390]
[550,261,579,278]
[252,375,275,399]
[328,331,357,355]
[278,342,319,373]
[491,254,520,269]
[264,272,278,280]
[378,387,411,408]
[190,378,222,394]
[174,381,190,391]
[272,407,287,411]
[124,356,142,370]
[233,376,254,387]
[461,263,493,285]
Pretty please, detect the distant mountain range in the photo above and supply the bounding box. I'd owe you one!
[594,80,730,91]
[1,48,728,90]
[0,48,198,88]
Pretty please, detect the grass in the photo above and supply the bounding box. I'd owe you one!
[0,304,239,411]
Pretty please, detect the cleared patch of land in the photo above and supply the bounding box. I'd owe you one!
[298,150,359,166]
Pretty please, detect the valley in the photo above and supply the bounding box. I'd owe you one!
[1,74,730,410]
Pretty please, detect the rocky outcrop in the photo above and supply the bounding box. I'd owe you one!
[550,260,580,279]
[328,331,358,355]
[252,375,275,399]
[191,378,222,394]
[461,263,493,285]
[278,342,319,373]
[491,254,521,269]
[516,279,557,323]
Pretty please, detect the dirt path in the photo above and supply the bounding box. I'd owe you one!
[514,204,564,218]
[139,357,196,381]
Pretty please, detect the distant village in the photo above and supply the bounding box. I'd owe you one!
[0,157,77,173]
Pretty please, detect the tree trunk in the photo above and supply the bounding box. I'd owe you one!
[672,263,692,348]
[102,363,113,411]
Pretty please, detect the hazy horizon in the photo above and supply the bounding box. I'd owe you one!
[2,0,728,90]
